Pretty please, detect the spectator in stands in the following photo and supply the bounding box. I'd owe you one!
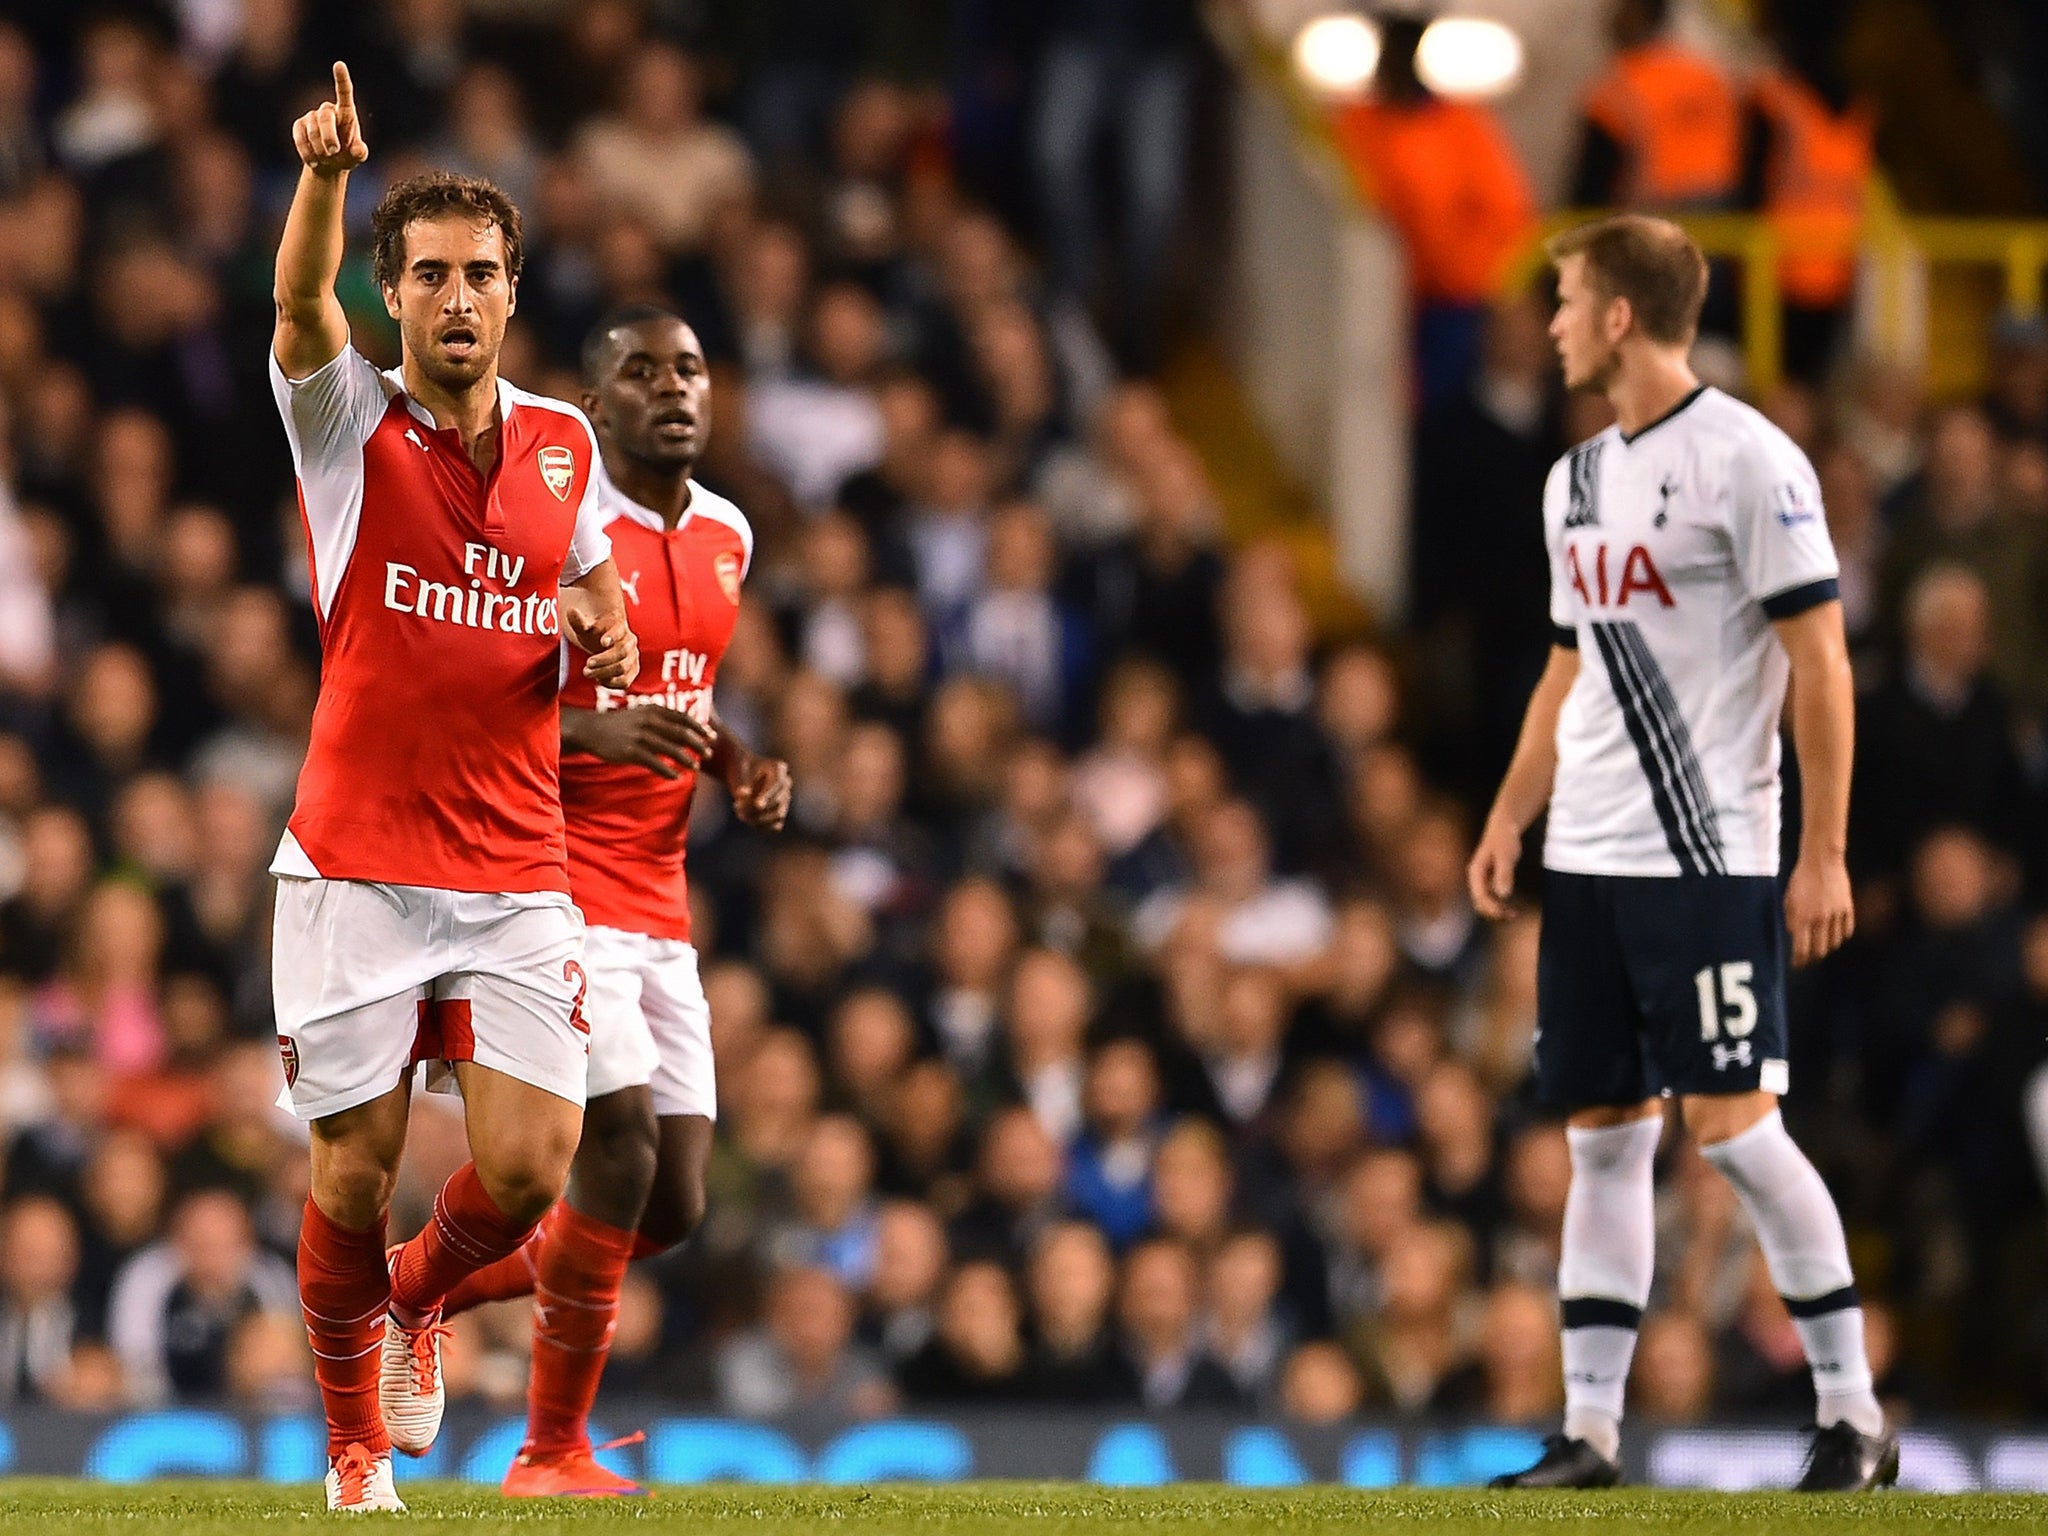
[1149,1118,1234,1255]
[3,1041,104,1202]
[1742,17,1875,382]
[573,44,753,255]
[897,1259,1031,1403]
[1117,1235,1244,1410]
[1066,1037,1165,1249]
[1023,1219,1133,1403]
[1457,1281,1563,1424]
[1410,295,1560,793]
[826,988,917,1129]
[0,1195,87,1403]
[764,1114,882,1288]
[1632,1310,1718,1423]
[1880,405,2005,614]
[1204,1228,1289,1403]
[961,500,1088,735]
[1327,15,1537,402]
[1133,798,1333,970]
[1065,438,1225,694]
[923,877,1018,1079]
[1349,1219,1475,1413]
[1327,1148,1425,1332]
[860,1200,948,1367]
[105,1187,295,1404]
[1279,1339,1365,1425]
[1853,564,2031,884]
[750,281,888,513]
[1029,0,1199,371]
[950,1105,1066,1267]
[1572,0,1741,211]
[715,1265,894,1418]
[992,948,1093,1150]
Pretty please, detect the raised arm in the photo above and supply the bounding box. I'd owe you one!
[1468,643,1581,919]
[1775,600,1856,966]
[274,62,368,380]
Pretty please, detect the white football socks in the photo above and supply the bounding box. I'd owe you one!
[1558,1115,1662,1461]
[1698,1109,1884,1437]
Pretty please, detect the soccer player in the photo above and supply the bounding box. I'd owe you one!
[271,66,640,1511]
[437,305,791,1497]
[1468,215,1897,1492]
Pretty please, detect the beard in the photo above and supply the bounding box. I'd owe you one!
[405,323,499,393]
[1564,343,1620,394]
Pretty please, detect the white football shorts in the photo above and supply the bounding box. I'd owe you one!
[271,875,592,1121]
[581,925,717,1120]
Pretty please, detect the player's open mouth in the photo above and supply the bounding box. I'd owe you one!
[440,328,478,354]
[652,411,697,437]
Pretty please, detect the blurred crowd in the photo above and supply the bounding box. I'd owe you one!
[0,0,2045,1431]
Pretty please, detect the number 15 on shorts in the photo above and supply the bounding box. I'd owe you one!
[1695,961,1757,1042]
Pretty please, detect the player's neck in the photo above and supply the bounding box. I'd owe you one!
[614,459,696,529]
[1605,350,1700,440]
[403,356,502,469]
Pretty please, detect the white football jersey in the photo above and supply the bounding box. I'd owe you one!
[1542,386,1839,878]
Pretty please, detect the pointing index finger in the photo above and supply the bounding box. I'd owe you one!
[333,62,355,112]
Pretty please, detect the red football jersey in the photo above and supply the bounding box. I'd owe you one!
[269,346,613,894]
[559,476,753,940]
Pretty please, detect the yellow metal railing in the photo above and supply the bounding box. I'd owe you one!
[1229,2,2048,395]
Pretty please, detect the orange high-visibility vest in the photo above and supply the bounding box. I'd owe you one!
[1582,41,1742,207]
[1330,97,1537,305]
[1752,70,1874,307]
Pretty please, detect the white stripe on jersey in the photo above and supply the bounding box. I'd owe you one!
[1543,387,1840,879]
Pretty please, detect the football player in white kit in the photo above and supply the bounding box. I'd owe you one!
[1469,215,1897,1491]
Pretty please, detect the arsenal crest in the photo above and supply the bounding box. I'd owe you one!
[277,1035,299,1088]
[537,444,576,500]
[714,551,742,605]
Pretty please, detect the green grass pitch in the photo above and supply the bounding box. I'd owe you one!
[0,1483,2040,1534]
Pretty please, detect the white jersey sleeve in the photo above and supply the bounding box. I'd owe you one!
[562,411,613,585]
[1541,457,1577,644]
[268,343,392,621]
[1724,426,1839,617]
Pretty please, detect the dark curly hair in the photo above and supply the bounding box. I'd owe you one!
[369,172,524,293]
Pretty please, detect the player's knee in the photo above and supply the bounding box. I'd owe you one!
[572,1108,658,1224]
[475,1126,580,1225]
[639,1168,706,1252]
[312,1142,401,1227]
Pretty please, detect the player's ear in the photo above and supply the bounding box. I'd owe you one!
[505,277,517,319]
[381,283,400,322]
[1606,293,1634,345]
[581,389,603,428]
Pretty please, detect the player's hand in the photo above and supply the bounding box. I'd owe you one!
[567,607,639,688]
[1783,850,1854,966]
[1467,813,1524,920]
[575,706,714,778]
[728,753,793,831]
[293,63,369,178]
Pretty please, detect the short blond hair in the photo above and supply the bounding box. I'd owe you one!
[1548,213,1708,345]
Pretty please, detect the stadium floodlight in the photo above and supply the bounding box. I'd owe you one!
[1415,16,1525,100]
[1292,14,1381,99]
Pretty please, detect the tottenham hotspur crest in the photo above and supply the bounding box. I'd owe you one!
[537,445,576,501]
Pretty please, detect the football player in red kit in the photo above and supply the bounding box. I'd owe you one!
[441,305,791,1496]
[270,65,639,1511]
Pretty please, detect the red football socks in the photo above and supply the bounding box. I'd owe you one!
[388,1162,538,1326]
[442,1206,677,1316]
[298,1198,393,1459]
[441,1221,547,1318]
[523,1202,638,1458]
